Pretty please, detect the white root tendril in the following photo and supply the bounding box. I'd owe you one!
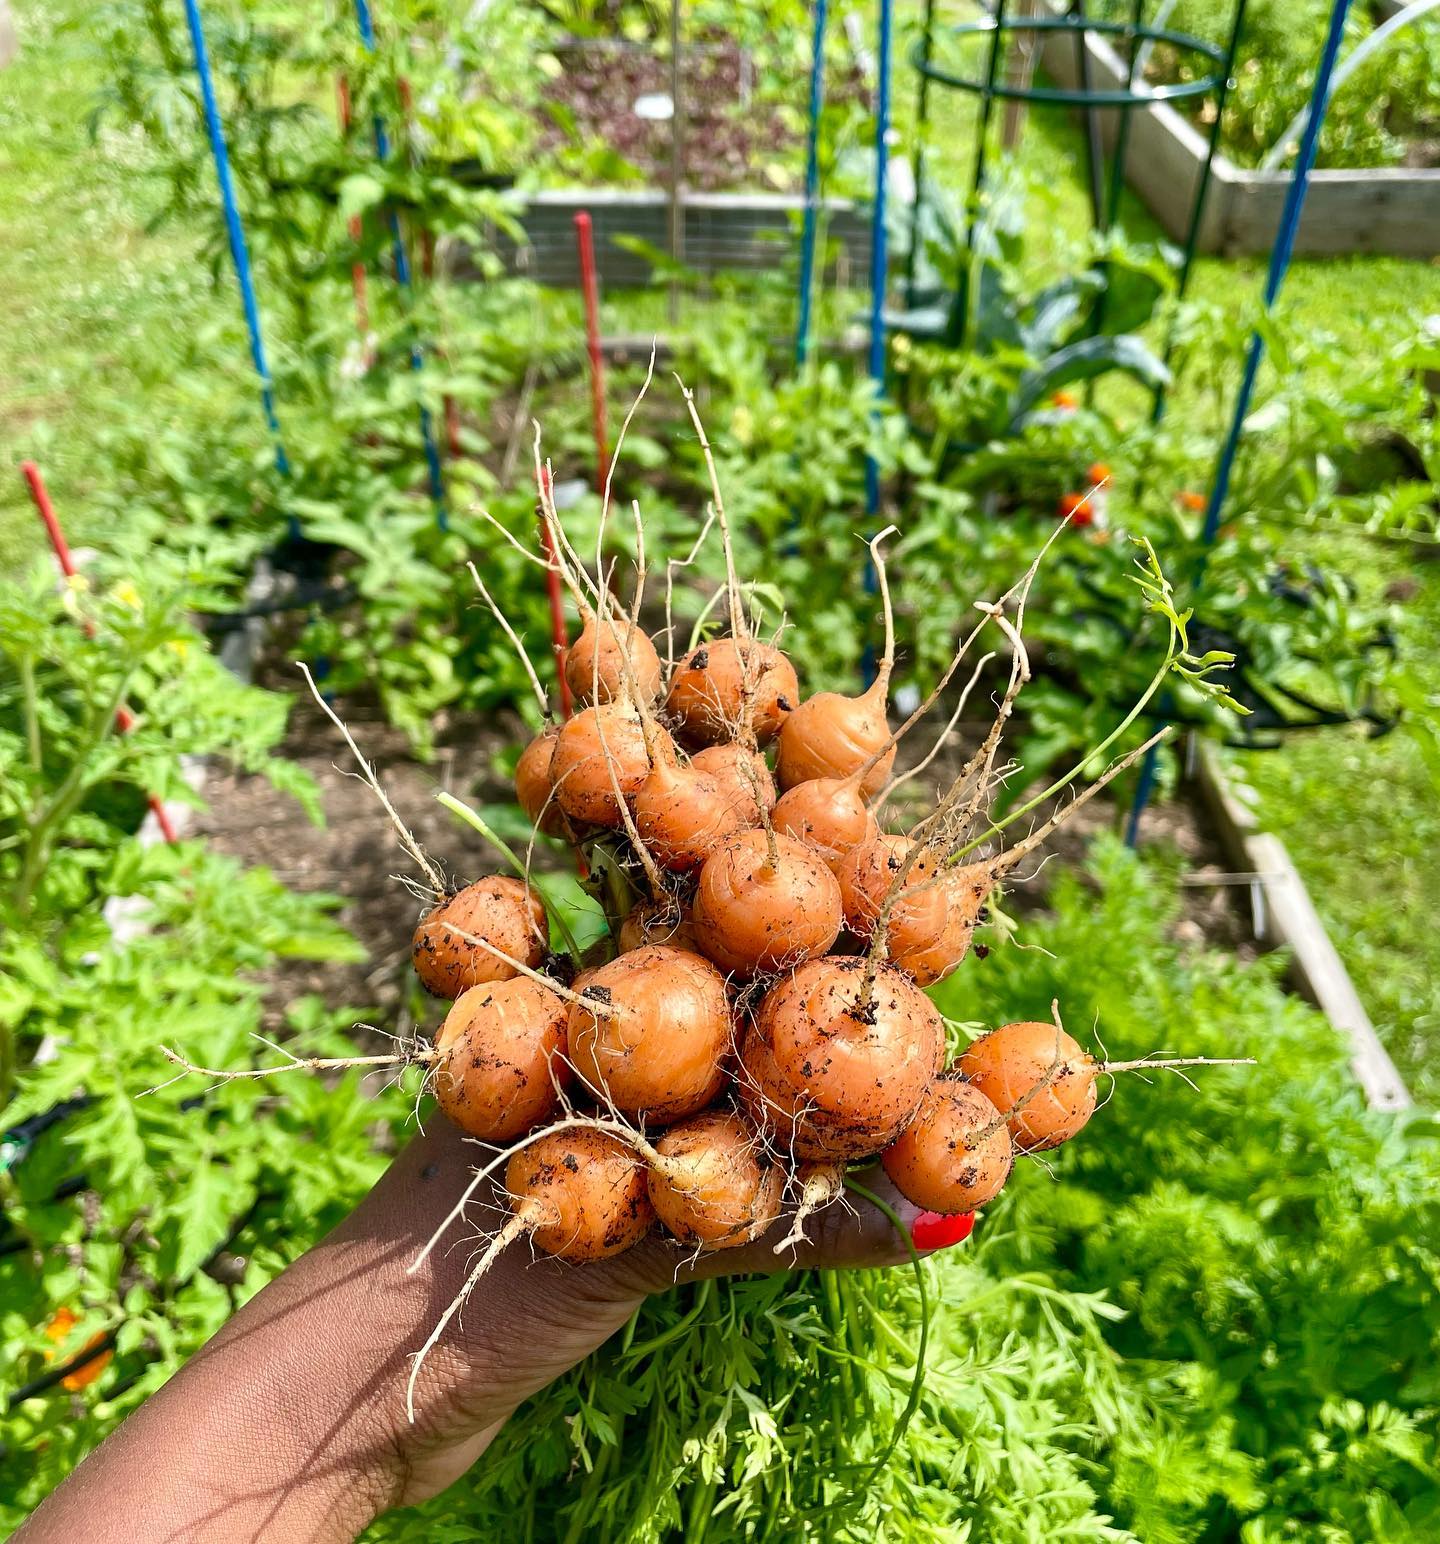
[531,428,602,616]
[467,562,551,721]
[406,1204,538,1425]
[148,1043,433,1094]
[437,923,619,1016]
[675,373,769,756]
[469,504,558,573]
[597,345,658,593]
[875,651,995,814]
[1100,1054,1256,1077]
[406,1113,670,1280]
[296,662,447,900]
[772,1166,845,1255]
[663,509,717,675]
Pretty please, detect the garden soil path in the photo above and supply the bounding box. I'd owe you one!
[193,688,532,1035]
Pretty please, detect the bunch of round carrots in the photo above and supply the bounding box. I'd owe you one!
[161,378,1247,1421]
[395,382,1240,1357]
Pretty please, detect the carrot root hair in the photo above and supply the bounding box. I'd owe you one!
[772,1163,846,1255]
[405,1201,542,1424]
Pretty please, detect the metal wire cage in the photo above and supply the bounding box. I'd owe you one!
[904,0,1250,376]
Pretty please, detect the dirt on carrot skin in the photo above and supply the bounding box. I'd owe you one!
[195,678,1254,1040]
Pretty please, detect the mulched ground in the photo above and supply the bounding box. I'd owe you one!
[534,33,866,192]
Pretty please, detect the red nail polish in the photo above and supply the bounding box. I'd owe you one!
[911,1210,975,1250]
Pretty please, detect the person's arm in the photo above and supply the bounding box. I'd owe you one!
[20,1118,924,1543]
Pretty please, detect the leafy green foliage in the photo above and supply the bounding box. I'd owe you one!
[79,0,565,750]
[0,566,404,1530]
[369,1222,1136,1542]
[887,174,1175,432]
[0,555,317,935]
[936,839,1440,1542]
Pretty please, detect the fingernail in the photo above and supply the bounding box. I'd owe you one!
[911,1210,975,1251]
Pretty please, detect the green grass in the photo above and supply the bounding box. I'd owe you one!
[3,0,1438,1097]
[0,0,230,568]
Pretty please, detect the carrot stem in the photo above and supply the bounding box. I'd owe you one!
[843,1177,930,1480]
[435,792,582,959]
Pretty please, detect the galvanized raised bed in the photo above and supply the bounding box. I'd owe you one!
[1034,3,1440,258]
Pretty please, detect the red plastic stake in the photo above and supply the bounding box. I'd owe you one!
[537,467,573,721]
[335,76,372,349]
[23,459,80,580]
[573,212,610,491]
[20,461,179,845]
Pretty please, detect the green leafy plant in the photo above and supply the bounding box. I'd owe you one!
[0,556,316,935]
[887,173,1174,441]
[0,561,405,1528]
[82,0,561,748]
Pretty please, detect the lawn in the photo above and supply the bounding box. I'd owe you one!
[1230,533,1440,1105]
[1,0,1436,1100]
[0,0,235,566]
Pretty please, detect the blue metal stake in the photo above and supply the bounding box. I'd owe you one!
[351,0,447,526]
[859,0,893,685]
[1122,718,1163,847]
[182,0,291,489]
[864,0,893,519]
[1200,3,1352,554]
[795,0,829,367]
[1128,0,1354,846]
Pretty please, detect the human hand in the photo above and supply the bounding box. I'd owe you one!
[21,1113,958,1544]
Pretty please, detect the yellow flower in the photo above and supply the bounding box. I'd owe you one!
[166,638,191,660]
[113,581,141,610]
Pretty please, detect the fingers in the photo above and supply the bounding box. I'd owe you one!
[379,1123,972,1308]
[681,1166,948,1283]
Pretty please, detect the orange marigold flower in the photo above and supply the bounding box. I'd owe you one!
[60,1340,113,1392]
[44,1307,79,1343]
[1057,492,1095,528]
[44,1308,113,1392]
